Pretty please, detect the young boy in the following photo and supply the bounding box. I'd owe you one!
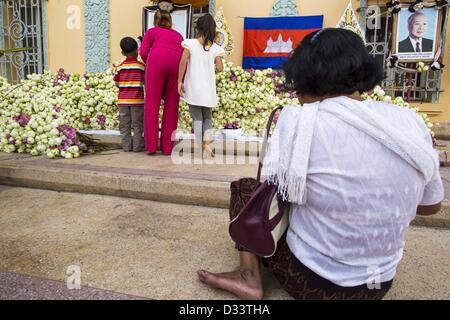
[114,37,145,152]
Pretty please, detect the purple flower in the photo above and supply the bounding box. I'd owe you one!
[69,128,77,138]
[272,70,284,78]
[14,113,31,127]
[22,138,28,145]
[54,106,61,113]
[97,115,106,127]
[57,124,77,141]
[10,139,16,145]
[224,122,240,129]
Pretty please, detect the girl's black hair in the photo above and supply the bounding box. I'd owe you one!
[196,14,216,51]
[284,28,384,97]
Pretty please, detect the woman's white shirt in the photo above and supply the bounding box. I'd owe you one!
[181,39,226,108]
[283,99,444,287]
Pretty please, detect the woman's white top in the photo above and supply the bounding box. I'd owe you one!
[275,99,444,287]
[181,39,226,108]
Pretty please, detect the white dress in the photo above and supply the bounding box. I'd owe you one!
[181,39,226,108]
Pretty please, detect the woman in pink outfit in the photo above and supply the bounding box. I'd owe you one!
[140,10,183,155]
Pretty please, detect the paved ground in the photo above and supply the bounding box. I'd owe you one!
[0,186,449,300]
[438,167,450,200]
[0,272,147,300]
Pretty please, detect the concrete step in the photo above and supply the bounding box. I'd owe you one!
[0,151,248,209]
[0,187,448,300]
[433,122,450,140]
[0,151,449,230]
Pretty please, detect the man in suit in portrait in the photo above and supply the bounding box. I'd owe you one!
[398,11,434,53]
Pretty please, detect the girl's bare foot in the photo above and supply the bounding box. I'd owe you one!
[203,144,215,158]
[197,269,264,300]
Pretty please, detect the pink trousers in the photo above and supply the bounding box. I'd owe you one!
[144,50,181,155]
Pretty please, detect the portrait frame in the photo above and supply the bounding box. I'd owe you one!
[391,4,444,62]
[142,4,192,39]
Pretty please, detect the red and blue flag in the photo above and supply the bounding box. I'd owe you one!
[243,15,324,69]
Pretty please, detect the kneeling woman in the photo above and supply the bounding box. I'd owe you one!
[197,28,443,300]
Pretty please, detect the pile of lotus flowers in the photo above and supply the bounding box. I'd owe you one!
[0,62,434,158]
[0,68,118,158]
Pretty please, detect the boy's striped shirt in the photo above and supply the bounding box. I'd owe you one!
[114,57,145,107]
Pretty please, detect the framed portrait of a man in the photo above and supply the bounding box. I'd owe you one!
[143,4,192,39]
[392,5,443,62]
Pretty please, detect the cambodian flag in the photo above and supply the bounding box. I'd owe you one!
[243,15,324,69]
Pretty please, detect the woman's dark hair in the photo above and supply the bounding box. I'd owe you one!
[284,28,383,97]
[195,14,216,51]
[155,9,172,28]
[120,37,138,55]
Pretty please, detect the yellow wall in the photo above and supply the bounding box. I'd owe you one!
[46,0,85,74]
[110,0,148,65]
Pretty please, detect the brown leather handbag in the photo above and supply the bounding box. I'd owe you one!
[229,106,290,258]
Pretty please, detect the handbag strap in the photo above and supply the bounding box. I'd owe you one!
[256,106,284,182]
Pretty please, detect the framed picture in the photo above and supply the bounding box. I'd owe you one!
[142,4,192,39]
[392,5,443,62]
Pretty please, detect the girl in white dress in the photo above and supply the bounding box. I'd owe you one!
[178,14,226,158]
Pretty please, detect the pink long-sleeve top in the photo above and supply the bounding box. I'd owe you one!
[140,27,183,64]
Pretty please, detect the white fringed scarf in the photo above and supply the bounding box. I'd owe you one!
[262,96,440,205]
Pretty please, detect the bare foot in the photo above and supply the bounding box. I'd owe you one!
[203,144,215,159]
[197,269,264,300]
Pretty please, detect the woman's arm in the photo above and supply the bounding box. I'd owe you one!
[178,48,190,97]
[215,56,224,73]
[139,30,152,63]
